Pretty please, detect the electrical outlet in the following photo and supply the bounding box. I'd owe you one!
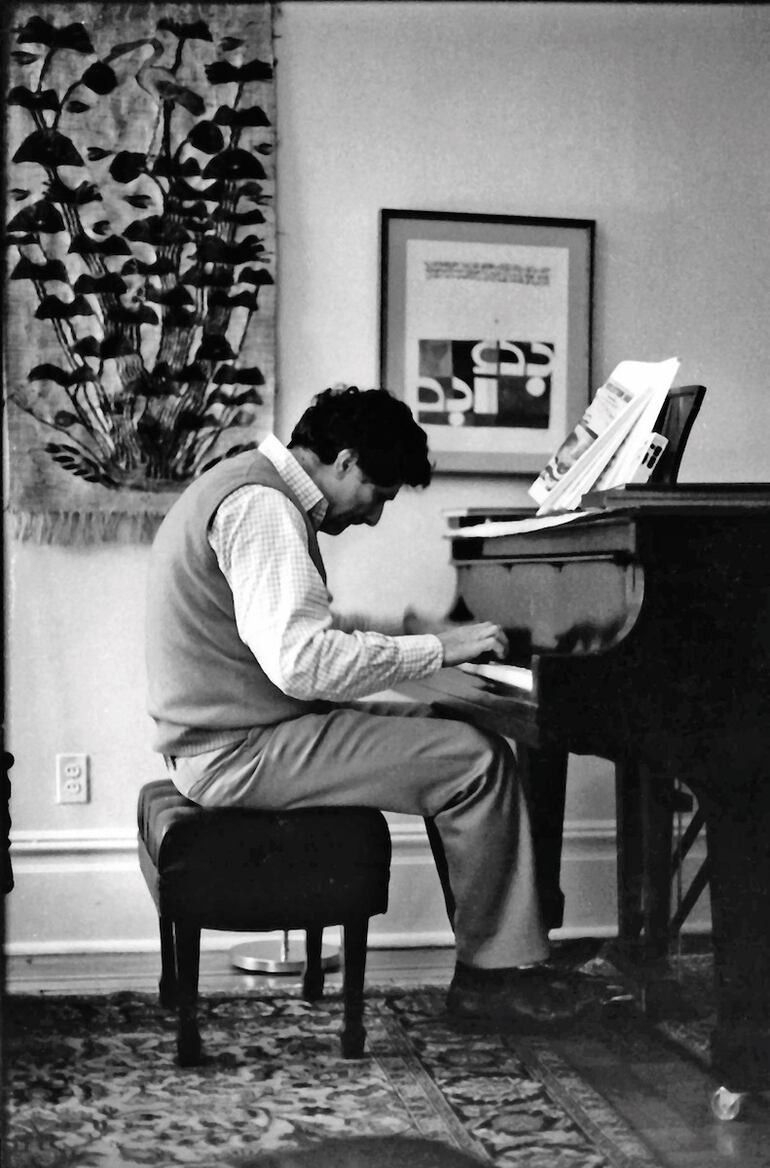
[56,753,90,804]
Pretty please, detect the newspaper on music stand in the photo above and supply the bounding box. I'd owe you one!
[447,357,681,542]
[529,357,680,515]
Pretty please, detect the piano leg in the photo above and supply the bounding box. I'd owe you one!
[518,745,567,931]
[699,781,770,1089]
[615,755,644,952]
[614,755,674,963]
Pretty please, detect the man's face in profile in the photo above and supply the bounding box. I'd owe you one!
[320,454,400,535]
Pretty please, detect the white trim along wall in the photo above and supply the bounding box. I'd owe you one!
[5,818,710,956]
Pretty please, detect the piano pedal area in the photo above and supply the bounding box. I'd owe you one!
[540,770,768,1123]
[609,772,770,1120]
[547,936,764,1122]
[584,948,767,1113]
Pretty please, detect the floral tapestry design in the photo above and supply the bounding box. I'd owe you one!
[3,1,276,541]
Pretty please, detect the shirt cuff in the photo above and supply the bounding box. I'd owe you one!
[401,633,444,676]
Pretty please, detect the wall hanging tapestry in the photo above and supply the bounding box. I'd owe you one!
[3,1,276,542]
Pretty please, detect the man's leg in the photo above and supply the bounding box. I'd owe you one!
[177,706,548,969]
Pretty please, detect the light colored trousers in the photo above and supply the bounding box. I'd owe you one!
[170,700,549,969]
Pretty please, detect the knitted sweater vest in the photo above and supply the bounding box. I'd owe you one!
[145,450,327,755]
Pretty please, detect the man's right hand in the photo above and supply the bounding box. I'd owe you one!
[436,622,509,667]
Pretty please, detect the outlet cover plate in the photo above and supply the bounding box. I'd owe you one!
[56,754,90,804]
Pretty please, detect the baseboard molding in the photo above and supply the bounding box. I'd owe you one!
[5,818,711,957]
[8,817,622,856]
[9,829,137,854]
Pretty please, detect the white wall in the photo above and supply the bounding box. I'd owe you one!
[8,0,766,954]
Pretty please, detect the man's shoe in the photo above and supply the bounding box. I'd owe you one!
[446,965,602,1029]
[543,937,605,972]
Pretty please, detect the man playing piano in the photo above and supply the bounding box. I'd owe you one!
[146,385,597,1026]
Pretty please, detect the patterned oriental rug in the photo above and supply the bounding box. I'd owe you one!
[4,958,716,1168]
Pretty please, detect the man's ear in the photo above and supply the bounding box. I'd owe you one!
[334,448,358,477]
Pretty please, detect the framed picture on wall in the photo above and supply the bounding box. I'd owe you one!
[379,210,595,474]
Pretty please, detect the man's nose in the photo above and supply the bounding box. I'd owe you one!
[365,502,385,526]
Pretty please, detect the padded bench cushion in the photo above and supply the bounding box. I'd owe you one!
[137,779,391,931]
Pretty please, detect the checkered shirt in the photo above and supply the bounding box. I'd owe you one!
[208,434,443,702]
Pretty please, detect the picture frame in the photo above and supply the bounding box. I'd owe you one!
[379,210,595,474]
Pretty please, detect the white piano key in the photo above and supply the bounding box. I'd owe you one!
[458,661,534,692]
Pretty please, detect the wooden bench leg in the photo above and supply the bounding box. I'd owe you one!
[303,926,325,1001]
[340,917,368,1059]
[174,920,203,1066]
[158,914,177,1009]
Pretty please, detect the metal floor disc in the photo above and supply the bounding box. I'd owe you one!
[230,938,341,975]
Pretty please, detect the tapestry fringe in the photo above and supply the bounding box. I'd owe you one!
[9,509,166,546]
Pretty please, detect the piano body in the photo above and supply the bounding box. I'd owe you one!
[400,485,770,1086]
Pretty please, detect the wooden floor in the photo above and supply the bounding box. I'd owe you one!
[5,945,770,1168]
[3,942,456,997]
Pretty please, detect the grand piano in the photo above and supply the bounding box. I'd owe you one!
[399,483,770,1088]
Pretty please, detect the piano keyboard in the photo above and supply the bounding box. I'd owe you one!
[458,661,534,692]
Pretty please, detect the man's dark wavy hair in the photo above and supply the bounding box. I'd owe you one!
[289,386,432,488]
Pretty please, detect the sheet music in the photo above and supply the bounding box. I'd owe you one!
[448,510,598,540]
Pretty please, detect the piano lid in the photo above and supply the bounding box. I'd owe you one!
[581,482,770,511]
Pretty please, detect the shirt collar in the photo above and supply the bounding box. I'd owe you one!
[258,434,328,529]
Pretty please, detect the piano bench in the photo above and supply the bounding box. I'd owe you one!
[137,779,392,1065]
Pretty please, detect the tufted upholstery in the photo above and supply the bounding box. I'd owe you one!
[137,779,392,1065]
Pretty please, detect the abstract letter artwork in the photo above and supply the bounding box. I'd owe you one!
[3,2,276,542]
[380,212,594,474]
[417,340,555,431]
